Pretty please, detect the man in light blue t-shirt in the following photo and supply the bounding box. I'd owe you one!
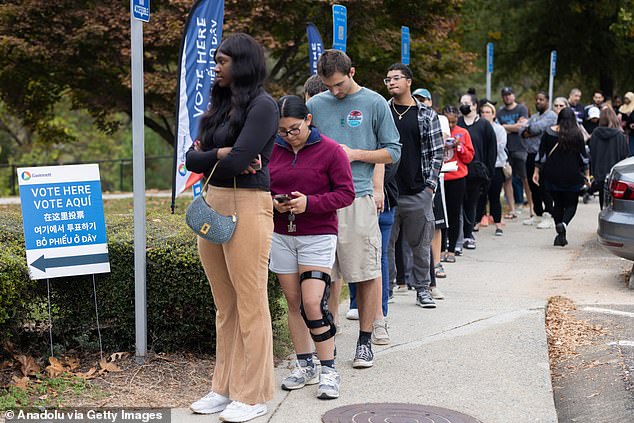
[307,49,401,371]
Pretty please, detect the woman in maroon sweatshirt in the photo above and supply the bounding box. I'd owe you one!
[269,95,354,400]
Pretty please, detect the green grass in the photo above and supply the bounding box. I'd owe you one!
[0,374,106,410]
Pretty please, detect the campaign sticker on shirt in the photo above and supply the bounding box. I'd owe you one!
[346,110,363,127]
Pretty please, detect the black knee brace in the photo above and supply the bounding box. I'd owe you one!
[299,270,336,342]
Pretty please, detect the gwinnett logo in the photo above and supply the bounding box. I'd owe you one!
[21,171,31,181]
[178,163,187,176]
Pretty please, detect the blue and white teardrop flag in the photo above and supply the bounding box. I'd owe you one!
[306,23,324,75]
[172,0,225,201]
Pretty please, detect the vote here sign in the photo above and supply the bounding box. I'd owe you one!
[17,164,110,279]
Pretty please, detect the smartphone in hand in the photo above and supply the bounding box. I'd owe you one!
[274,194,291,204]
[251,154,262,171]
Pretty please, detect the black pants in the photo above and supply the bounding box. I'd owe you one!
[549,190,579,226]
[527,153,553,216]
[463,178,484,240]
[476,168,505,224]
[441,177,466,253]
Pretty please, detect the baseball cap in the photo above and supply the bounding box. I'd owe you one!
[587,106,600,119]
[501,87,513,96]
[412,88,432,100]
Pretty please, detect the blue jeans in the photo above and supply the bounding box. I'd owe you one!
[349,207,394,317]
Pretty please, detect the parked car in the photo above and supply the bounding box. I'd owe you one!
[598,157,634,261]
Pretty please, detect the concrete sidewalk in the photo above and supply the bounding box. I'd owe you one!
[170,200,625,423]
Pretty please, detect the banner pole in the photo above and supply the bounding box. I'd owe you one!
[46,278,54,358]
[92,274,104,361]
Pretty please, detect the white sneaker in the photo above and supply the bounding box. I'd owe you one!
[430,286,445,300]
[522,216,537,225]
[219,401,267,422]
[191,391,231,414]
[345,308,359,320]
[536,218,553,229]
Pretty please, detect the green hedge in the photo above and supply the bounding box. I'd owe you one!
[0,209,286,354]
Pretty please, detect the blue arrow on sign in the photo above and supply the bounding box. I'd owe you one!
[31,253,110,272]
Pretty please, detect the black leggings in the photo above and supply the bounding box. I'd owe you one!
[527,153,553,216]
[476,167,505,224]
[549,190,579,226]
[441,177,466,253]
[463,178,483,239]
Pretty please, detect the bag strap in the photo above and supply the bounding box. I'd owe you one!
[548,142,559,157]
[201,162,238,217]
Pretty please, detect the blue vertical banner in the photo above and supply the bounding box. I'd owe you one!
[487,42,494,73]
[401,26,410,65]
[332,5,347,52]
[306,23,324,75]
[172,0,225,201]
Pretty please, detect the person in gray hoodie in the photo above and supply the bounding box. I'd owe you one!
[588,107,630,209]
[521,92,557,227]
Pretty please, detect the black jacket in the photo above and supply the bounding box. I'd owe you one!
[588,127,629,183]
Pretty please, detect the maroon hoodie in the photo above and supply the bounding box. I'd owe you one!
[269,128,355,236]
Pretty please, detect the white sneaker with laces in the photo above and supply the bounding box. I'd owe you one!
[536,212,553,229]
[345,308,359,320]
[219,401,267,422]
[317,366,341,399]
[190,391,231,414]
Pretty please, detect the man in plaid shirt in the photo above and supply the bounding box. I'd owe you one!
[384,63,444,308]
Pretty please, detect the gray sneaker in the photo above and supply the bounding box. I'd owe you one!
[317,366,340,399]
[281,363,318,390]
[416,290,437,308]
[371,319,390,345]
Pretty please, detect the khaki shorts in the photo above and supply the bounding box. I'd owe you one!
[332,195,382,283]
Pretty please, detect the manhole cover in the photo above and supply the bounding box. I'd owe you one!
[322,403,483,423]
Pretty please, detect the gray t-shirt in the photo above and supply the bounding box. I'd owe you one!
[497,104,529,153]
[307,87,401,197]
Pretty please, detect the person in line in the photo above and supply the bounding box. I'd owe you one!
[479,102,507,235]
[302,74,344,331]
[533,108,590,247]
[587,107,629,209]
[568,88,584,124]
[553,98,570,114]
[307,49,401,368]
[458,92,497,250]
[520,92,557,229]
[186,33,278,423]
[498,87,530,216]
[413,88,451,295]
[385,65,444,310]
[304,74,328,102]
[269,95,354,399]
[617,92,634,155]
[440,105,474,263]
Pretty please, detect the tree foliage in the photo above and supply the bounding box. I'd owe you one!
[462,0,634,99]
[0,0,476,150]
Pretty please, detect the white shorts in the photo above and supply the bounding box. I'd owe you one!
[269,233,337,274]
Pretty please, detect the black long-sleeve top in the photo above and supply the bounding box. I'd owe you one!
[185,90,279,190]
[457,116,497,177]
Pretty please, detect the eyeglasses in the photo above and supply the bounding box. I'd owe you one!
[278,120,305,137]
[553,104,566,108]
[383,75,408,85]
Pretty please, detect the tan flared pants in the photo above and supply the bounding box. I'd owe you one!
[197,186,274,404]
